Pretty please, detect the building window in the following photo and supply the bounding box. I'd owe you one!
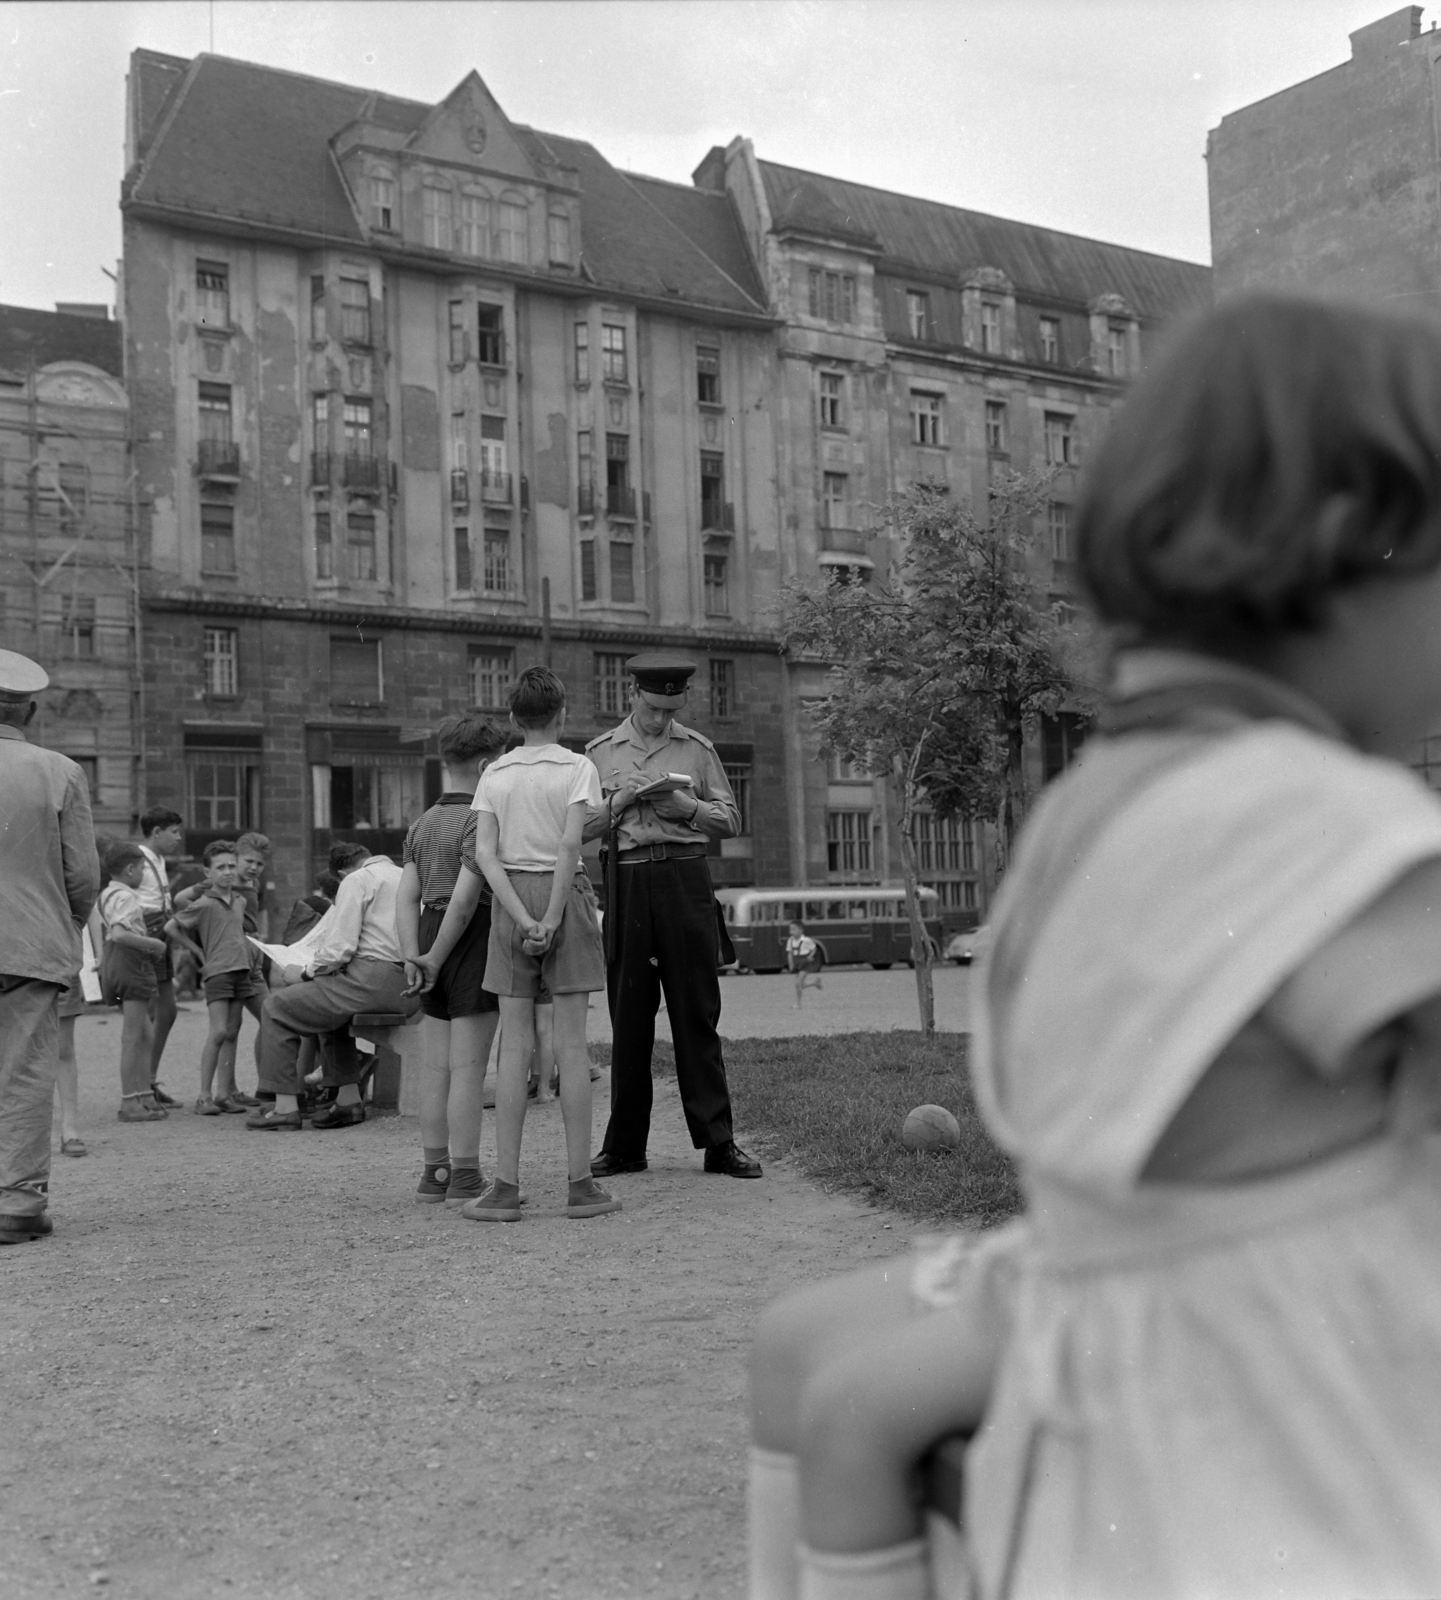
[480,415,507,492]
[313,391,330,452]
[723,762,751,834]
[828,751,869,783]
[476,305,504,367]
[196,261,229,329]
[454,525,472,591]
[449,300,466,364]
[826,810,873,876]
[203,627,238,697]
[469,647,514,709]
[710,658,734,719]
[339,276,371,344]
[1047,502,1073,562]
[602,324,627,383]
[704,553,730,615]
[700,452,726,530]
[548,208,570,264]
[330,636,382,702]
[496,197,528,263]
[310,275,328,342]
[609,539,634,603]
[423,181,453,251]
[1107,323,1127,377]
[315,506,332,579]
[1042,711,1089,781]
[985,399,1008,455]
[314,753,422,834]
[1039,316,1059,364]
[697,345,721,405]
[819,371,844,429]
[344,398,373,458]
[574,324,590,384]
[346,510,377,582]
[594,652,629,719]
[69,755,98,795]
[577,429,594,512]
[1044,412,1076,467]
[808,268,856,324]
[483,525,511,593]
[198,382,233,473]
[907,290,930,341]
[60,596,95,658]
[580,539,597,601]
[605,434,633,516]
[912,810,974,873]
[188,749,257,833]
[200,503,235,574]
[822,471,848,530]
[910,392,942,447]
[458,189,490,257]
[370,168,396,231]
[980,301,1001,353]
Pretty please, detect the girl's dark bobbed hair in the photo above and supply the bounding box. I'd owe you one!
[1075,293,1441,646]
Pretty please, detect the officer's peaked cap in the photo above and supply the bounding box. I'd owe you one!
[627,651,696,708]
[0,649,47,702]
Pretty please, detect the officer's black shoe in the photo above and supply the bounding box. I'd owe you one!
[591,1151,648,1178]
[703,1141,763,1179]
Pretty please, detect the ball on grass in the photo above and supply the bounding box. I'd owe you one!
[902,1104,961,1153]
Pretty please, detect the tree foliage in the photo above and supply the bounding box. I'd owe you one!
[782,472,1098,1032]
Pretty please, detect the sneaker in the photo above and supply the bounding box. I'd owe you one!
[118,1100,166,1123]
[193,1097,224,1117]
[460,1181,523,1223]
[444,1167,487,1208]
[149,1083,182,1109]
[416,1162,451,1204]
[565,1177,622,1219]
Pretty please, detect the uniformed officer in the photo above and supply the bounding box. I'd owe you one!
[0,649,100,1244]
[585,652,761,1179]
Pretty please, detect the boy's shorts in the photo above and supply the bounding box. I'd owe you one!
[418,901,499,1020]
[484,871,605,999]
[101,944,159,1005]
[143,910,174,984]
[57,971,86,1020]
[204,968,263,1003]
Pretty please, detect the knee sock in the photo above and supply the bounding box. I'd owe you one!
[748,1446,801,1600]
[797,1540,930,1600]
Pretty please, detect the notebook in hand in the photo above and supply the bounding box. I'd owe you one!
[635,772,695,796]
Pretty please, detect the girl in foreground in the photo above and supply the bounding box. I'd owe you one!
[749,295,1441,1599]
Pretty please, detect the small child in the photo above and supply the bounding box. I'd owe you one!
[784,922,823,1007]
[749,295,1441,1599]
[399,711,507,1207]
[462,666,618,1221]
[99,844,170,1122]
[166,840,263,1114]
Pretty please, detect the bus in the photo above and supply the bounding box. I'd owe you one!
[715,885,942,973]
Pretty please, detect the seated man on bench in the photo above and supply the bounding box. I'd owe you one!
[248,841,418,1131]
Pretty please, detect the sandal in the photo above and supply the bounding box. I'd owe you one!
[59,1137,88,1158]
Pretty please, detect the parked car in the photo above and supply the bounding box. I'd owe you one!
[944,923,992,965]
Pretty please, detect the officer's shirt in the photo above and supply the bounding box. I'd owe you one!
[586,716,740,850]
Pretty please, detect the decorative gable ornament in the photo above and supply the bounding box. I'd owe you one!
[465,112,488,155]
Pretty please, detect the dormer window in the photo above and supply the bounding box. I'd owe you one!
[809,268,856,324]
[548,209,571,266]
[980,301,1001,354]
[1107,323,1127,376]
[907,291,930,341]
[496,195,528,264]
[423,180,453,252]
[370,168,396,232]
[459,188,491,258]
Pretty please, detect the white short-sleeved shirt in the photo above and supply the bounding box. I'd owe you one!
[472,744,601,872]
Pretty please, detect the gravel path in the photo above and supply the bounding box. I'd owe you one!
[0,988,940,1600]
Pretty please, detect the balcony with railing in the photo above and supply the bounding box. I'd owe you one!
[449,468,470,507]
[343,453,383,492]
[196,438,241,480]
[476,332,507,368]
[700,499,735,533]
[480,470,512,504]
[607,484,637,520]
[820,523,869,556]
[578,482,596,518]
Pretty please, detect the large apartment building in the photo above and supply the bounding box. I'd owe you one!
[120,48,1209,910]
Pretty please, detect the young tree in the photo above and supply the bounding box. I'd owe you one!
[783,472,1096,1034]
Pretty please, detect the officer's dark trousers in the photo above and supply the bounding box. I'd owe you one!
[602,854,734,1157]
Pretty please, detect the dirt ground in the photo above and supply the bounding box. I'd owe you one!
[0,997,927,1600]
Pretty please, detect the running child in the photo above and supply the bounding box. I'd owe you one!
[461,667,617,1222]
[99,844,170,1122]
[166,840,262,1114]
[784,921,823,1007]
[399,711,507,1207]
[748,295,1441,1600]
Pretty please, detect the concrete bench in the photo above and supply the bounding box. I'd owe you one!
[350,1010,425,1115]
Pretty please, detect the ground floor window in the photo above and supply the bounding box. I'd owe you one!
[187,747,260,834]
[826,809,873,877]
[311,753,424,834]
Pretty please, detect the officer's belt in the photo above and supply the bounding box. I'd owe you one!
[617,842,708,864]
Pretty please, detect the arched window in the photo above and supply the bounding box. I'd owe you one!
[370,166,396,232]
[458,187,491,258]
[496,194,528,264]
[422,180,453,252]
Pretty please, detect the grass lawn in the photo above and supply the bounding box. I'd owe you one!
[592,1033,1021,1229]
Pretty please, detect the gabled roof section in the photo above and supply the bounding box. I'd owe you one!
[771,178,880,252]
[0,305,124,379]
[759,161,1210,318]
[620,174,767,308]
[129,48,190,164]
[405,71,539,181]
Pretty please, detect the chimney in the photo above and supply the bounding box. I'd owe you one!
[1350,6,1424,58]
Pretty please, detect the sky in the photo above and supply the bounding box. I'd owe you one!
[0,0,1417,312]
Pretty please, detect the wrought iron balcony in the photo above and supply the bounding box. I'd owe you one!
[343,454,382,491]
[196,439,240,479]
[701,500,735,533]
[481,470,512,504]
[820,525,868,556]
[607,484,637,520]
